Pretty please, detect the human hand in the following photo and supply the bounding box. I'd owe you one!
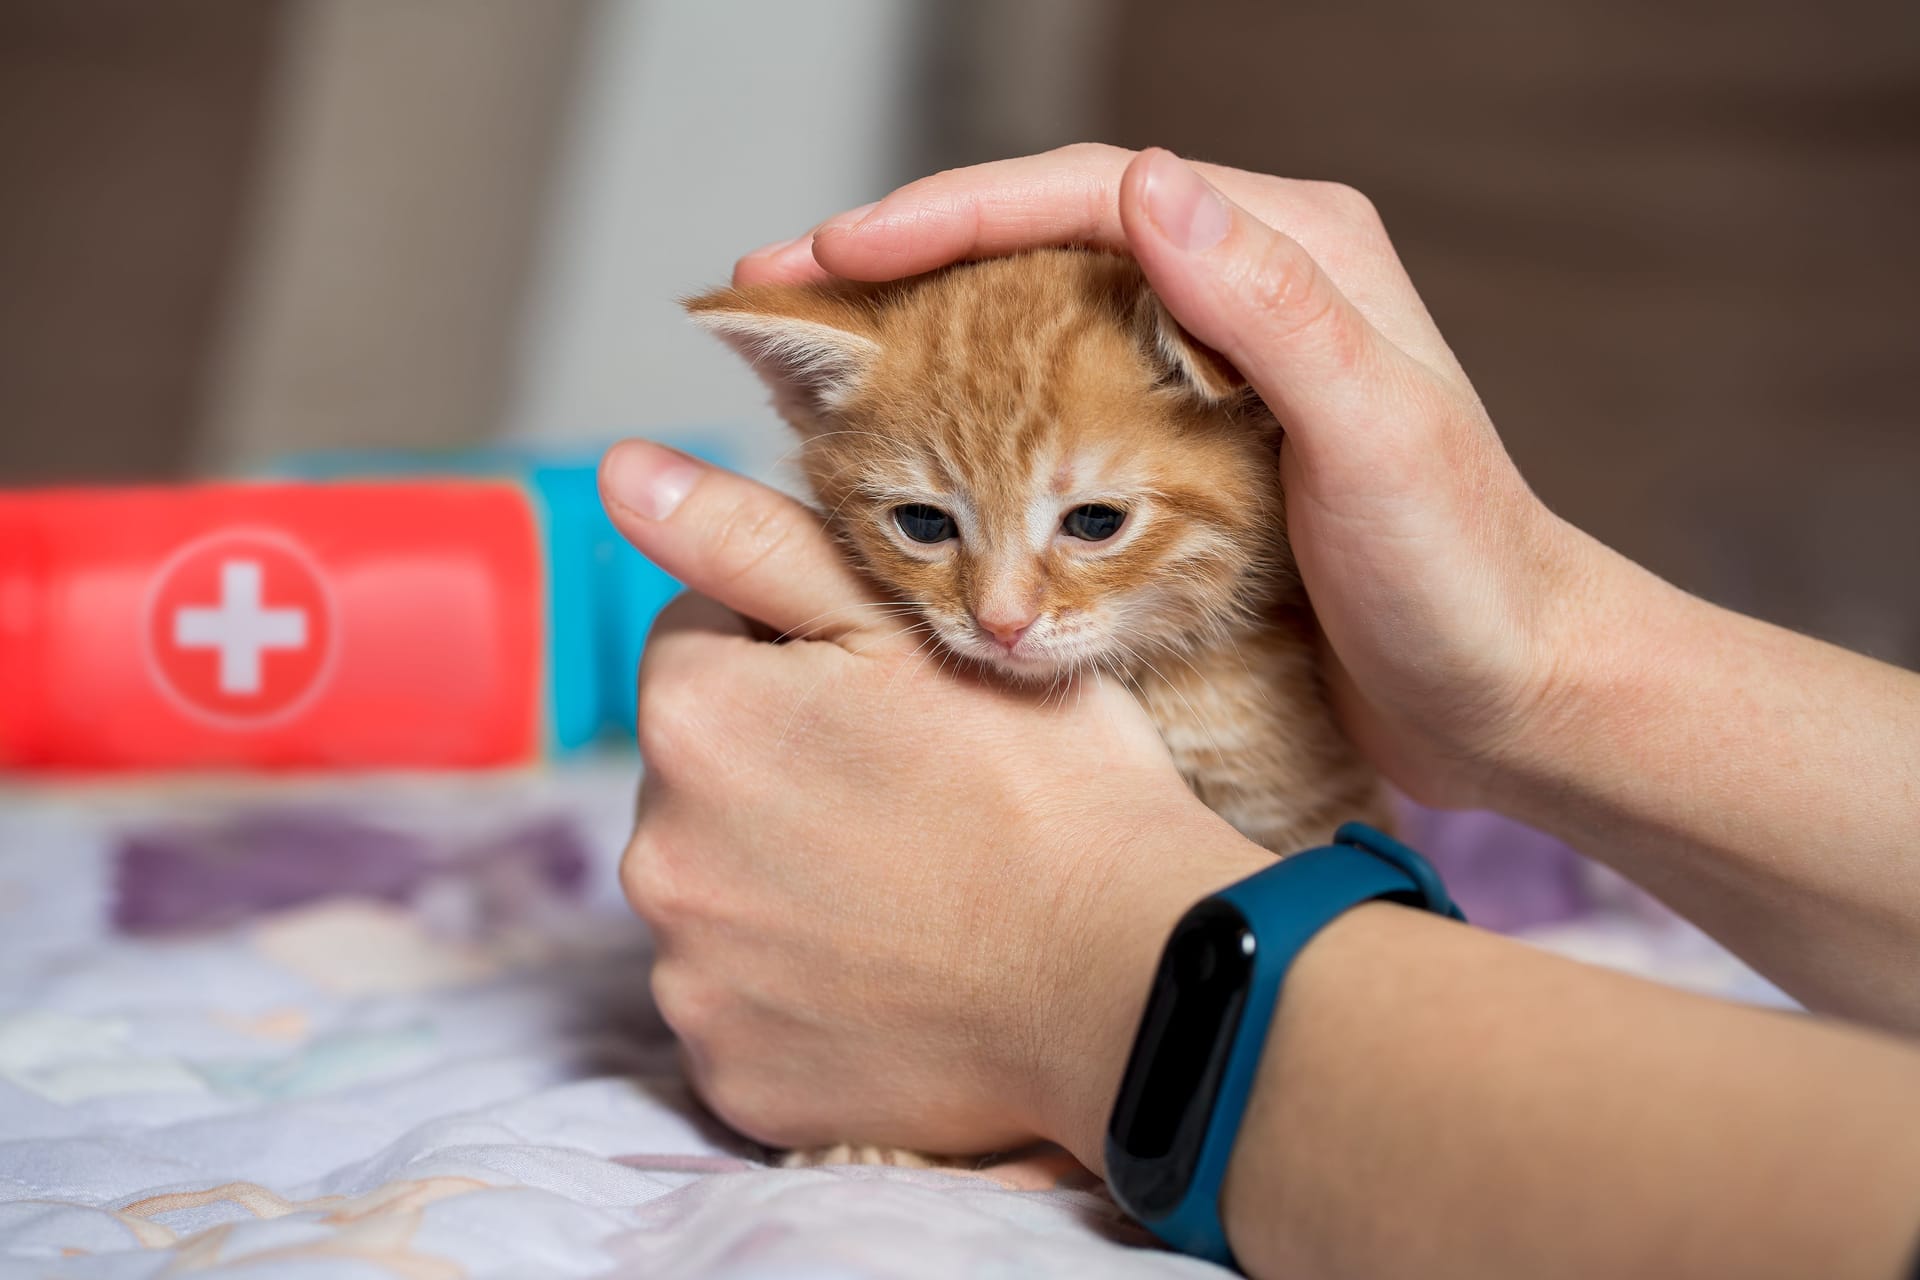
[737,144,1612,810]
[600,442,1268,1160]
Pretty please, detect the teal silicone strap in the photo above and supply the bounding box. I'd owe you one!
[1147,823,1463,1269]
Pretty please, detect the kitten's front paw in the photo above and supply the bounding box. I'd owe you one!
[779,1144,947,1169]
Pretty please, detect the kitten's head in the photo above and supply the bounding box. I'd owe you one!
[686,249,1291,681]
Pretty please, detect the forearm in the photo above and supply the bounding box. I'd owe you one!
[1048,847,1920,1280]
[1498,531,1920,1029]
[1228,905,1920,1280]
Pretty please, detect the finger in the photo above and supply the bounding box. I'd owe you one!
[799,145,1451,370]
[733,202,878,288]
[802,144,1332,285]
[732,235,830,288]
[633,593,753,768]
[636,589,794,693]
[1117,149,1434,486]
[600,441,886,644]
[809,144,1138,282]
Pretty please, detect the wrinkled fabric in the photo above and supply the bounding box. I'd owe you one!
[0,772,1786,1277]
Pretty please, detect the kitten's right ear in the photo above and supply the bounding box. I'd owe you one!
[1133,289,1249,406]
[684,285,881,424]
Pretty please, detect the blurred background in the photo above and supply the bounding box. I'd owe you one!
[3,0,1918,666]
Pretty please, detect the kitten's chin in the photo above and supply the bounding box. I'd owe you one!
[949,636,1097,685]
[929,619,1133,684]
[978,651,1073,683]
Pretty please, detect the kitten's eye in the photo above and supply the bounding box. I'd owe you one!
[894,504,956,544]
[1063,503,1126,542]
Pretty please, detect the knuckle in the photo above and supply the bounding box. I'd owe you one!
[635,674,706,776]
[702,1069,804,1149]
[650,964,717,1041]
[706,496,799,590]
[1247,235,1342,345]
[1053,140,1129,165]
[619,830,679,926]
[663,1001,812,1149]
[1313,179,1381,228]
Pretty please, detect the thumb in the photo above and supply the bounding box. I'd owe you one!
[1118,148,1428,481]
[599,441,884,643]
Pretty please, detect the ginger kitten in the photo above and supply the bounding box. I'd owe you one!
[687,248,1386,856]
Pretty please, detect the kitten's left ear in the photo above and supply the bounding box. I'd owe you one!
[1134,290,1249,405]
[684,284,882,424]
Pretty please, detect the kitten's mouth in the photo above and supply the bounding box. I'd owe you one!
[979,647,1067,680]
[942,628,1103,683]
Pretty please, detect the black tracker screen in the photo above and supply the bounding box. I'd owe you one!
[1105,898,1256,1219]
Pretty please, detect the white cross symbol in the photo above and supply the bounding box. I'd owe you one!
[172,559,308,695]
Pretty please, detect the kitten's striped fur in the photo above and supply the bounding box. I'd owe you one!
[688,247,1386,856]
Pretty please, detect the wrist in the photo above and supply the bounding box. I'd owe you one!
[1466,529,1697,821]
[1024,806,1270,1173]
[1461,519,1684,815]
[1330,506,1635,815]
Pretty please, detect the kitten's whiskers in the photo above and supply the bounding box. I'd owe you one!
[775,599,926,645]
[1115,637,1230,771]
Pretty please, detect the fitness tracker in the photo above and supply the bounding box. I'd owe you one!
[1104,822,1464,1269]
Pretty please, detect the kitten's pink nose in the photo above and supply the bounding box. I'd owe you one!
[976,609,1037,650]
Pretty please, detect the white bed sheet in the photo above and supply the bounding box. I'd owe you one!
[0,767,1778,1277]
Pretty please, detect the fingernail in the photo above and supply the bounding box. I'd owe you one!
[816,200,881,236]
[603,442,701,521]
[742,235,816,276]
[770,234,817,266]
[744,233,807,261]
[1142,151,1230,253]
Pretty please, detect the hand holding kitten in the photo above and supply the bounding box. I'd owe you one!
[740,145,1597,816]
[601,448,1267,1156]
